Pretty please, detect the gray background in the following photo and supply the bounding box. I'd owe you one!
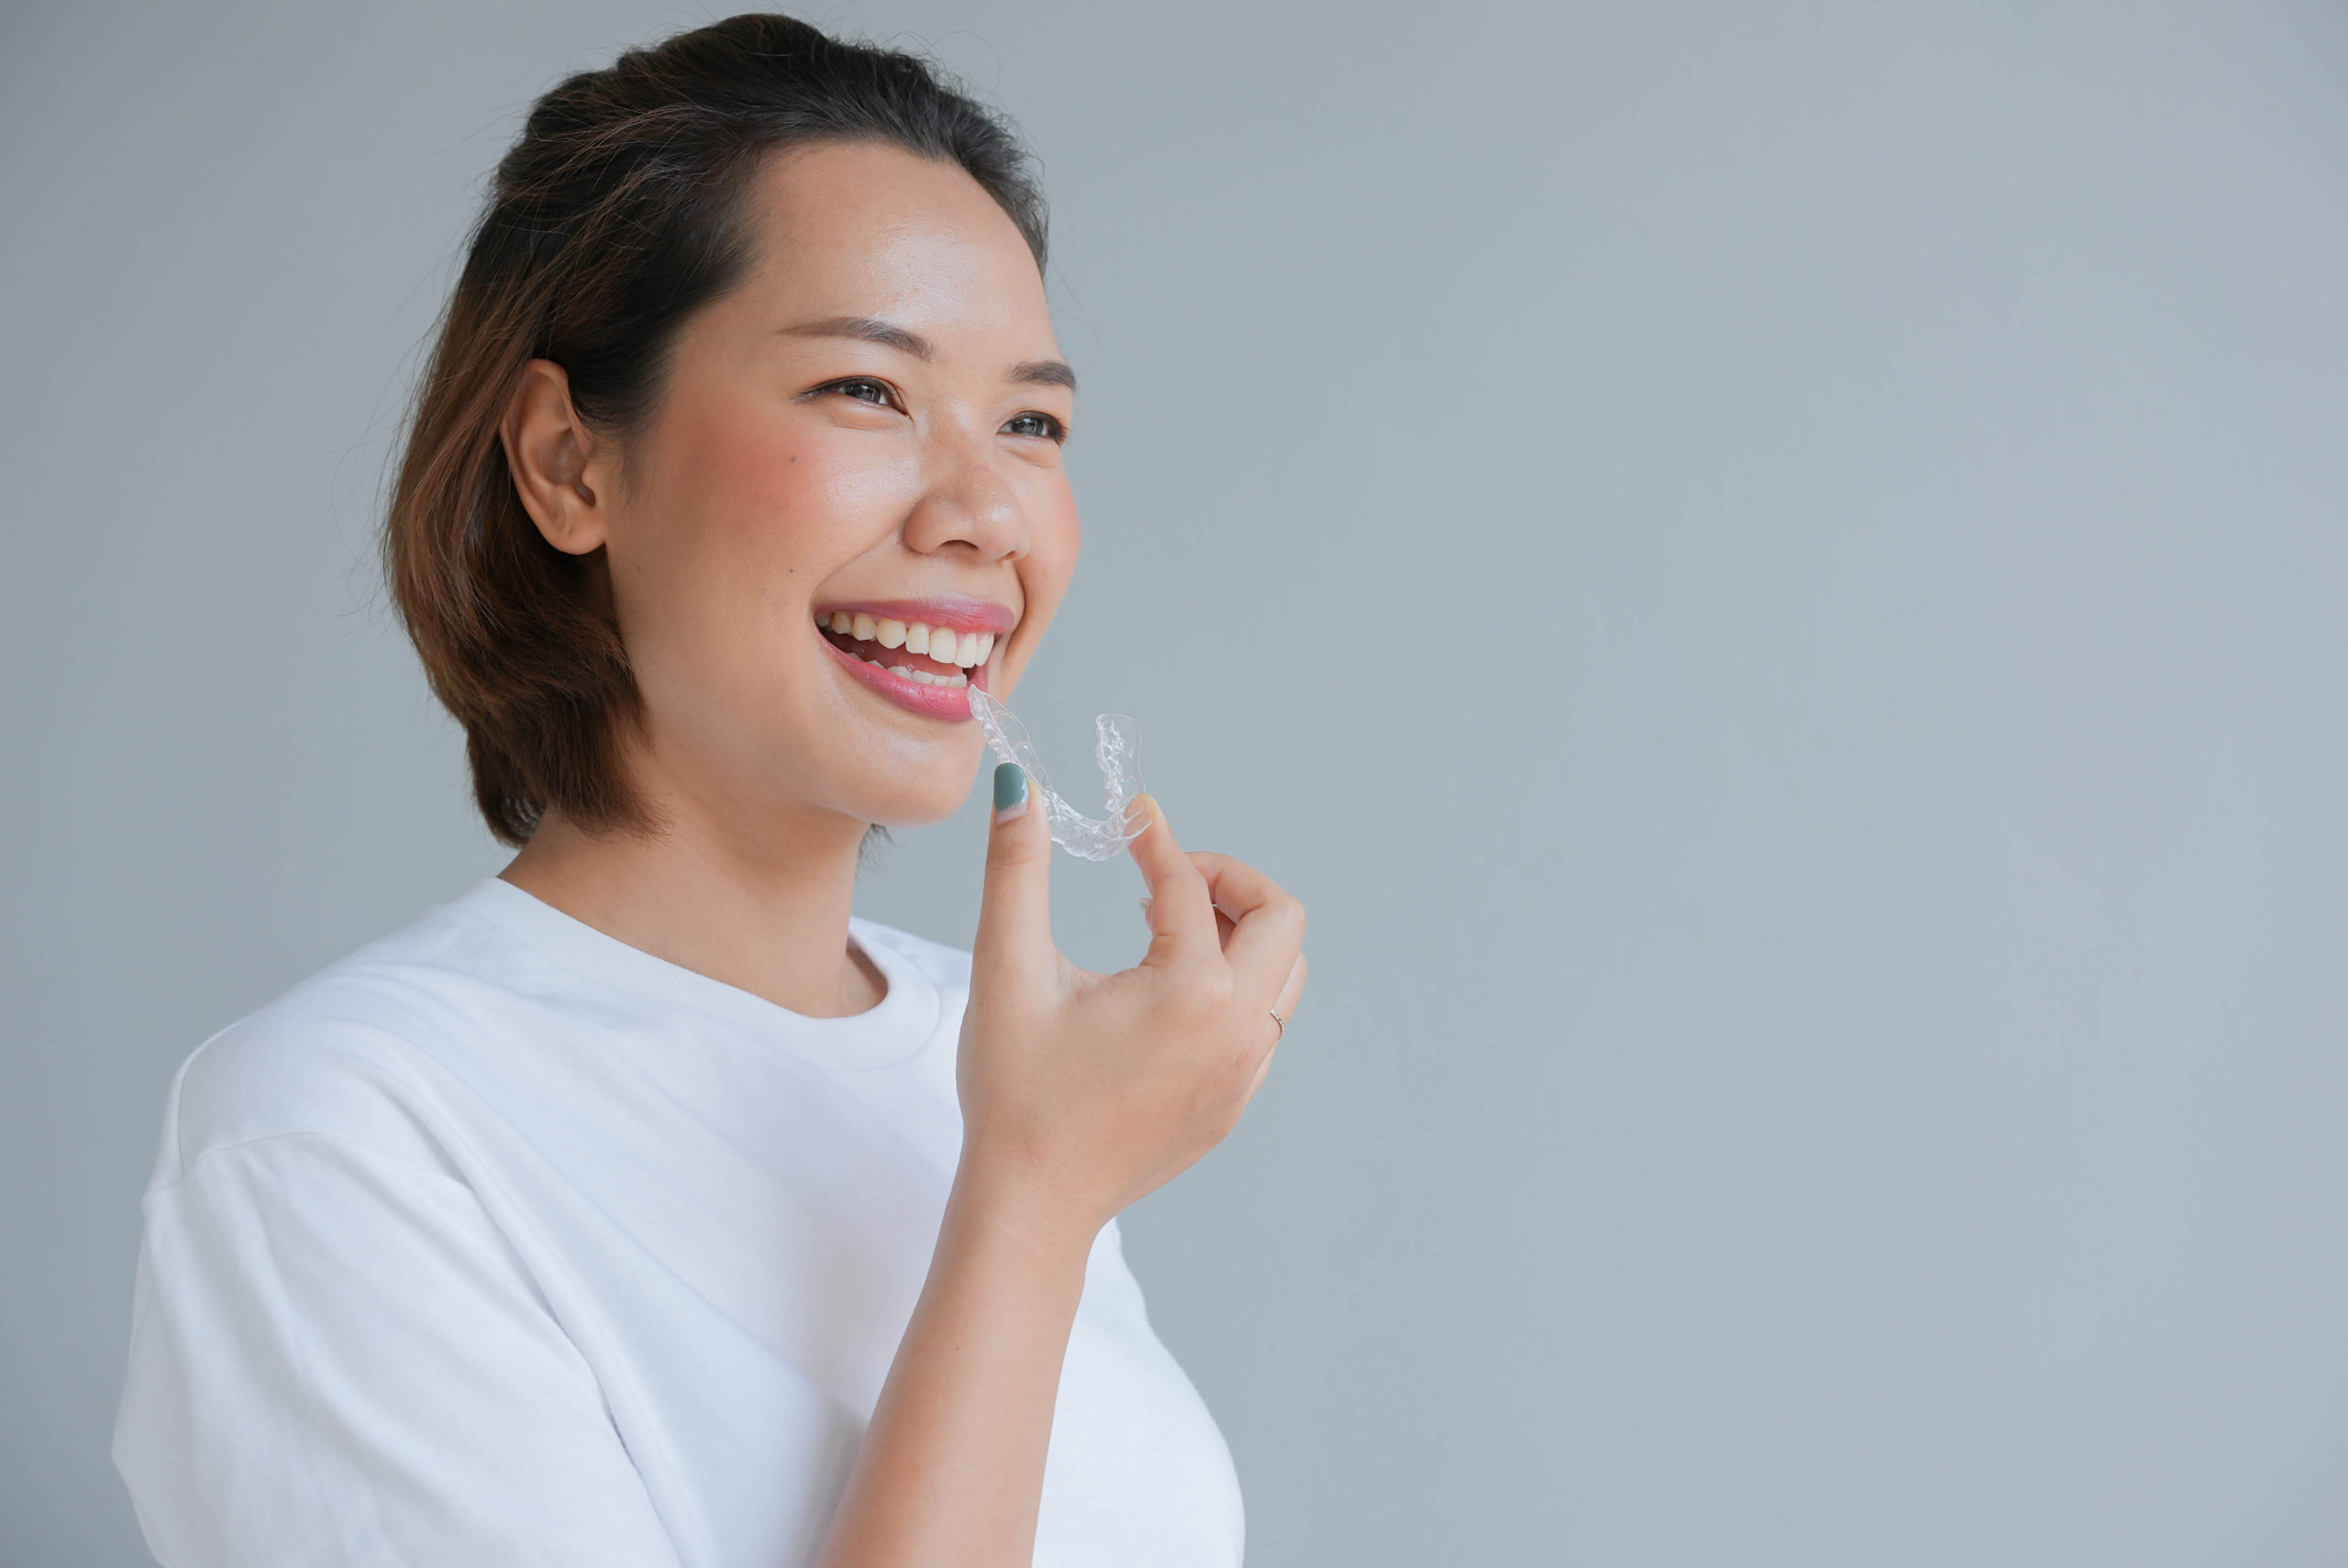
[6,0,2345,1561]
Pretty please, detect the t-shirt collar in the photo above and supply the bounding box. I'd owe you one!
[453,877,942,1072]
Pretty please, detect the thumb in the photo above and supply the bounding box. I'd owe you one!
[972,762,1055,982]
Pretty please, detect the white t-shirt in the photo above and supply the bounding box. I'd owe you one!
[111,878,1244,1568]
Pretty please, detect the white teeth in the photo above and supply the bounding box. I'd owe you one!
[836,612,1002,675]
[904,667,966,689]
[871,663,972,690]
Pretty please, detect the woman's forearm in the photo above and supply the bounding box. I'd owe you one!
[812,1169,1095,1568]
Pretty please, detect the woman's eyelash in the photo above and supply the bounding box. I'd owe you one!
[818,377,900,407]
[1004,412,1069,444]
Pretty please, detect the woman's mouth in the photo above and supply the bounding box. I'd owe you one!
[814,603,1011,721]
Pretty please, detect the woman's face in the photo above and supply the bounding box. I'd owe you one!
[549,141,1078,831]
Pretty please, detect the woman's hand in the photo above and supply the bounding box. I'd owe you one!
[956,767,1310,1255]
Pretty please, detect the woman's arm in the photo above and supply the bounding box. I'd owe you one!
[814,776,1308,1567]
[810,1173,1090,1565]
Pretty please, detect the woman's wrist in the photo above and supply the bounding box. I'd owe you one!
[946,1154,1106,1276]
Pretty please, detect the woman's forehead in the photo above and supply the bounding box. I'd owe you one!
[737,143,1053,344]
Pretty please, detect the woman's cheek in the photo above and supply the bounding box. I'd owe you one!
[1025,486,1081,605]
[761,424,925,539]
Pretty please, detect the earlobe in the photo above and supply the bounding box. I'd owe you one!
[501,359,609,557]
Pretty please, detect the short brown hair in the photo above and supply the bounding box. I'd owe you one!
[383,14,1047,845]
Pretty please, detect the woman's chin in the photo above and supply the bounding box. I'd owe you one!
[843,760,987,832]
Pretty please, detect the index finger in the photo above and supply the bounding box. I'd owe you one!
[1125,796,1219,966]
[1185,850,1306,999]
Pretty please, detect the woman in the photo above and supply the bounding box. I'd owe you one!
[110,16,1307,1567]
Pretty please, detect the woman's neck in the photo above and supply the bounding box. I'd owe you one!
[500,782,885,1020]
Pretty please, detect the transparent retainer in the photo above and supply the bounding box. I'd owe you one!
[967,687,1147,861]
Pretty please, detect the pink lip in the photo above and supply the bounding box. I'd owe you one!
[821,635,988,723]
[813,596,1019,635]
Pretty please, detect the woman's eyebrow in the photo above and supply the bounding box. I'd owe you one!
[785,314,933,358]
[1012,359,1077,392]
[783,315,1075,392]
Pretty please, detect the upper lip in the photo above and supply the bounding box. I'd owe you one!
[810,596,1019,635]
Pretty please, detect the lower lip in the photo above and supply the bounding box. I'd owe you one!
[822,635,988,722]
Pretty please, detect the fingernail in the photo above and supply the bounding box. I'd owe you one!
[992,762,1029,823]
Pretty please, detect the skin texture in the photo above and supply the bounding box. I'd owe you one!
[494,141,1309,1566]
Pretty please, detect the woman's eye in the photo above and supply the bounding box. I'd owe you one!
[1003,412,1067,442]
[827,378,896,407]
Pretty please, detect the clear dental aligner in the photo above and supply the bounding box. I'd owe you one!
[967,688,1147,862]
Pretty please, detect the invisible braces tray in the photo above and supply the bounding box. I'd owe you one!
[967,688,1146,861]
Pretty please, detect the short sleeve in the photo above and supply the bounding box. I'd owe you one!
[112,1131,686,1568]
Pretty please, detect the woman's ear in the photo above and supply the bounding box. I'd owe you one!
[501,359,611,556]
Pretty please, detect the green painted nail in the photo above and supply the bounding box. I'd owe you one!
[992,762,1029,818]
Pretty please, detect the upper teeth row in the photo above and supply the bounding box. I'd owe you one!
[821,611,997,668]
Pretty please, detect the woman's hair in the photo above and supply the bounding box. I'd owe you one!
[384,13,1047,845]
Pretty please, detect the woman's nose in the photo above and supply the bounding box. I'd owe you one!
[901,433,1027,561]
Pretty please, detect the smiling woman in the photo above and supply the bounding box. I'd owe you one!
[483,137,1080,865]
[108,16,1306,1568]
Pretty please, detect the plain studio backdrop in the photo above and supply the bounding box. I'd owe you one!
[6,1,2346,1562]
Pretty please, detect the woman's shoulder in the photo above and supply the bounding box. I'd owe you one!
[150,883,536,1193]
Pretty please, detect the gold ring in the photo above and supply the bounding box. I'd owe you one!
[1268,1009,1286,1040]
